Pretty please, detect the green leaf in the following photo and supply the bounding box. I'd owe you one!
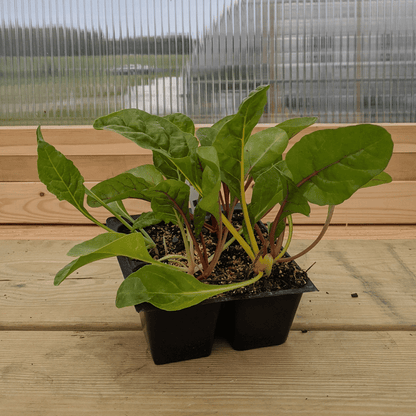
[132,212,161,231]
[94,109,205,189]
[169,149,202,191]
[94,109,198,158]
[213,85,270,198]
[196,127,218,147]
[125,165,164,185]
[244,126,289,178]
[276,117,318,139]
[196,115,235,146]
[272,178,311,239]
[286,124,394,206]
[68,232,155,260]
[87,173,154,207]
[152,152,182,180]
[163,113,195,135]
[195,146,222,221]
[55,232,158,285]
[212,114,236,130]
[116,264,263,311]
[94,109,199,186]
[145,180,190,224]
[249,165,310,224]
[106,201,133,221]
[54,253,119,286]
[192,204,207,236]
[36,126,87,215]
[67,233,132,257]
[361,172,393,188]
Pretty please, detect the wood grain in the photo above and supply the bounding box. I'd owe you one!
[1,123,414,182]
[1,142,413,182]
[1,224,416,240]
[1,181,414,224]
[0,330,415,415]
[2,239,416,330]
[2,122,416,145]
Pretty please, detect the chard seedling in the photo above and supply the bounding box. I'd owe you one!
[37,85,394,311]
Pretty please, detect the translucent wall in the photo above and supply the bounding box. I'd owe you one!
[1,0,415,125]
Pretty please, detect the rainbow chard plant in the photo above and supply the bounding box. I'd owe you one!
[37,85,394,312]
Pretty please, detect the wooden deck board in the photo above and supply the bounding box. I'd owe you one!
[1,224,416,240]
[1,239,416,331]
[0,330,415,415]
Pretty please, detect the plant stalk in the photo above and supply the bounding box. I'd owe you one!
[273,215,294,262]
[276,206,335,263]
[239,145,259,255]
[221,213,255,261]
[174,210,195,274]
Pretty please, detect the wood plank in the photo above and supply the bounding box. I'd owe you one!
[0,181,150,224]
[1,142,412,182]
[0,240,139,330]
[2,122,416,145]
[0,181,414,224]
[1,239,416,330]
[1,153,151,182]
[0,330,415,415]
[1,123,414,182]
[1,224,416,240]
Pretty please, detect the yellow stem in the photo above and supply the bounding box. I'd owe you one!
[221,213,255,261]
[239,127,259,255]
[274,215,294,262]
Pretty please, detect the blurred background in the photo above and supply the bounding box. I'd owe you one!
[1,0,415,125]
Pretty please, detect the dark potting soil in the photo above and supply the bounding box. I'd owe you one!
[136,212,309,298]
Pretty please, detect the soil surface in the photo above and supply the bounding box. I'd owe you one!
[137,213,309,298]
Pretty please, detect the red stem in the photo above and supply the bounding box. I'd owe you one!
[276,206,335,263]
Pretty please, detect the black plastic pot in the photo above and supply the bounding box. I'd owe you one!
[107,216,318,365]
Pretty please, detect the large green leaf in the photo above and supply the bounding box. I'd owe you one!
[94,109,201,185]
[213,85,270,198]
[116,264,263,311]
[36,127,87,215]
[163,113,195,135]
[54,232,158,285]
[94,109,198,158]
[145,180,191,224]
[286,124,394,206]
[87,173,154,207]
[276,117,318,139]
[249,165,310,224]
[244,126,289,178]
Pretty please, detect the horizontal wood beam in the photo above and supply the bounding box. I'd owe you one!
[1,122,416,145]
[1,143,412,182]
[1,224,415,240]
[1,181,414,225]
